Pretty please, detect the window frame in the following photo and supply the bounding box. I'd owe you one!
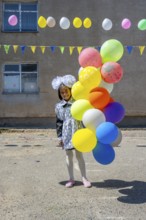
[3,63,39,94]
[2,2,38,33]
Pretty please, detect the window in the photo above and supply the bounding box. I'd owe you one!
[3,63,39,93]
[2,2,38,32]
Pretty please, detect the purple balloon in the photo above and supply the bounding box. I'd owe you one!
[103,102,125,123]
[121,18,131,29]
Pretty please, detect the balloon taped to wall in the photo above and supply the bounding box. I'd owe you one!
[71,39,125,165]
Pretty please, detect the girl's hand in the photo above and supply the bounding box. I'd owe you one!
[58,140,64,149]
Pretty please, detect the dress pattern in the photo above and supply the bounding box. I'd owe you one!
[55,99,82,150]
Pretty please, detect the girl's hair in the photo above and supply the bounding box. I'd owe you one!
[58,83,71,100]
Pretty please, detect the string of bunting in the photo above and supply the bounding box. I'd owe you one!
[0,44,145,55]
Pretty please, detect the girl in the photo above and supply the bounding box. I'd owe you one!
[52,75,91,188]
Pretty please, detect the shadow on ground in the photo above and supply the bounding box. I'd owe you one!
[59,179,146,204]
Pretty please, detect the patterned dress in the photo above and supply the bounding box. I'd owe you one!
[55,98,82,150]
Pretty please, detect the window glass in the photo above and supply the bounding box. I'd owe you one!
[4,4,19,11]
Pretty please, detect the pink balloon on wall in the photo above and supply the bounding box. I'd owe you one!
[121,18,131,29]
[8,15,18,26]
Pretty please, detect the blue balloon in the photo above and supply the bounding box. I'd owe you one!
[96,122,118,144]
[93,142,115,165]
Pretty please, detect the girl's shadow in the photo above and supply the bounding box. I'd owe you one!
[92,179,146,204]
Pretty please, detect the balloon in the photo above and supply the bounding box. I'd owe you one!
[73,17,82,28]
[101,62,123,83]
[8,15,18,26]
[112,128,122,147]
[71,81,90,100]
[138,19,146,30]
[121,18,131,29]
[83,18,92,28]
[103,102,125,124]
[89,87,110,110]
[99,79,114,93]
[78,47,102,68]
[79,66,102,90]
[72,128,97,152]
[59,17,70,29]
[93,142,115,165]
[96,122,119,144]
[38,16,46,28]
[47,16,56,27]
[102,18,112,30]
[71,99,93,121]
[100,39,124,63]
[82,109,106,131]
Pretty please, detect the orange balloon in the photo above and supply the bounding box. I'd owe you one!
[89,87,110,110]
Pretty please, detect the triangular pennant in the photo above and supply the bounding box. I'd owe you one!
[139,46,145,55]
[13,45,18,53]
[30,46,36,53]
[69,46,75,55]
[77,46,83,54]
[4,45,10,54]
[20,45,26,54]
[126,46,133,54]
[50,46,56,52]
[59,46,65,54]
[96,46,101,52]
[40,46,46,54]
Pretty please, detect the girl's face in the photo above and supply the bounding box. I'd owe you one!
[59,85,71,101]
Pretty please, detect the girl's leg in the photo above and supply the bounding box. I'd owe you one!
[65,150,75,187]
[75,150,91,188]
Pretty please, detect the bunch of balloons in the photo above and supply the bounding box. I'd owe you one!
[71,39,125,165]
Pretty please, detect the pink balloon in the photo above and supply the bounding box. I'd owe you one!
[121,18,131,29]
[78,47,102,68]
[8,15,18,26]
[101,62,123,83]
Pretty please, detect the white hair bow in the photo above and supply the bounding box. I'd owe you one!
[52,75,76,90]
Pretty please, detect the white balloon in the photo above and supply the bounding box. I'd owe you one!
[102,18,112,30]
[82,109,106,131]
[47,16,56,27]
[78,67,83,75]
[111,129,122,147]
[99,79,114,93]
[59,17,70,29]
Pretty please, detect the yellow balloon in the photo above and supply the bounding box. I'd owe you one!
[79,66,102,90]
[38,16,46,28]
[73,17,82,28]
[83,18,92,28]
[71,81,90,100]
[71,99,93,121]
[72,128,97,152]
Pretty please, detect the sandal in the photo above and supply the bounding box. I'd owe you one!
[82,178,92,188]
[65,180,75,188]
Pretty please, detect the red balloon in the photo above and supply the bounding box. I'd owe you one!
[78,47,102,68]
[101,62,123,83]
[89,87,110,110]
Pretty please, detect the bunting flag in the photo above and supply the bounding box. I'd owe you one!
[59,46,65,54]
[126,46,133,54]
[13,45,18,53]
[77,46,83,54]
[50,46,56,52]
[139,46,145,55]
[40,46,46,54]
[4,45,10,54]
[1,44,146,56]
[20,45,26,54]
[69,46,75,55]
[30,46,36,53]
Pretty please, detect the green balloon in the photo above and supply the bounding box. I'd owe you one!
[138,19,146,31]
[100,39,124,63]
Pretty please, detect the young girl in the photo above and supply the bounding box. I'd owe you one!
[52,75,91,188]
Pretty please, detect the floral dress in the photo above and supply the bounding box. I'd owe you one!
[55,98,82,150]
